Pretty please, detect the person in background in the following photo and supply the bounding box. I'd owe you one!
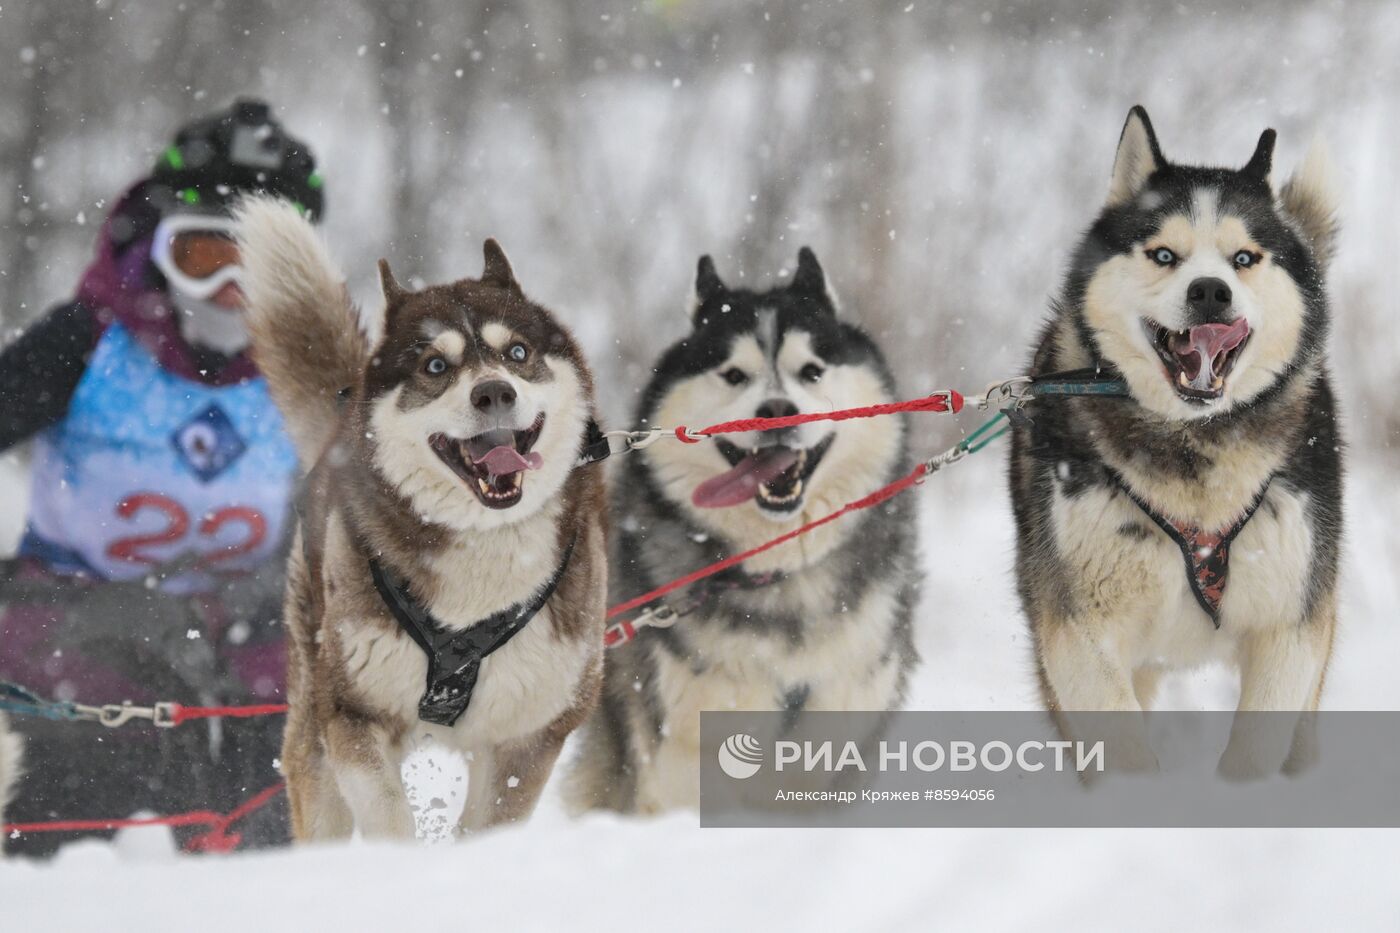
[0,99,323,856]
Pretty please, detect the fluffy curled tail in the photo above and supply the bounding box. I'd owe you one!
[236,196,366,467]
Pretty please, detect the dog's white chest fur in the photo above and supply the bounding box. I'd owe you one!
[635,575,905,810]
[339,606,590,747]
[336,527,592,748]
[1050,479,1313,668]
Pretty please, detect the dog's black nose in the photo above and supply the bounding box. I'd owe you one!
[755,398,799,421]
[1186,277,1233,322]
[471,379,516,412]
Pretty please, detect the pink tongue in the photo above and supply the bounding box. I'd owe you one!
[1170,319,1251,384]
[473,445,543,475]
[692,448,800,509]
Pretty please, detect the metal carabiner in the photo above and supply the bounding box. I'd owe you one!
[626,428,669,451]
[96,702,157,728]
[922,443,969,477]
[601,427,667,455]
[975,376,1033,411]
[636,604,680,630]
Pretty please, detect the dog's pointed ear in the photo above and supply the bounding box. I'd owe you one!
[378,258,406,303]
[481,238,522,294]
[1107,106,1166,207]
[791,247,840,314]
[1242,128,1277,185]
[688,255,726,323]
[1279,136,1339,269]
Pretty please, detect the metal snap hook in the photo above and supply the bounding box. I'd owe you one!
[97,702,156,728]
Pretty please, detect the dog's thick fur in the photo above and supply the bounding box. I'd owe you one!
[1011,107,1342,776]
[0,713,19,836]
[569,249,920,813]
[238,198,607,839]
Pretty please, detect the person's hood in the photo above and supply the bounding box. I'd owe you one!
[75,183,258,386]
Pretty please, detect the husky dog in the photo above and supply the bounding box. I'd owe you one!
[0,713,19,835]
[570,248,920,813]
[237,199,607,839]
[1011,107,1341,776]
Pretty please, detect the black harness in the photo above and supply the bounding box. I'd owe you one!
[1019,368,1273,627]
[1108,470,1272,627]
[354,417,607,727]
[575,418,615,468]
[368,538,576,727]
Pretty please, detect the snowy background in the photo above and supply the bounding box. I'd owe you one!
[2,0,1398,929]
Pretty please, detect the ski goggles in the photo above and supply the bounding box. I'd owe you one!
[150,213,242,300]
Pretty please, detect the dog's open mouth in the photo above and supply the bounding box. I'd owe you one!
[430,413,545,509]
[1143,318,1251,403]
[691,435,834,513]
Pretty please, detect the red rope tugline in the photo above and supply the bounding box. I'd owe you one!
[603,388,971,648]
[0,697,290,852]
[168,702,289,725]
[4,781,286,854]
[603,461,932,646]
[3,386,980,847]
[674,389,963,442]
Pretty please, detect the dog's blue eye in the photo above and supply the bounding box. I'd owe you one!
[721,367,748,386]
[799,363,825,383]
[1233,250,1260,269]
[508,343,528,363]
[424,356,447,375]
[1149,247,1177,267]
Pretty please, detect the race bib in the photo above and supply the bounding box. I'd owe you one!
[21,323,298,594]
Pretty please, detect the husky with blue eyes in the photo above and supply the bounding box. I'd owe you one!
[237,198,607,840]
[568,248,921,813]
[1011,107,1343,777]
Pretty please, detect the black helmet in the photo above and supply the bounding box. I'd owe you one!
[148,97,324,220]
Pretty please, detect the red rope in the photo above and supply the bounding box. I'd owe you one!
[2,395,951,842]
[3,780,285,854]
[605,461,928,620]
[675,390,962,443]
[169,702,288,725]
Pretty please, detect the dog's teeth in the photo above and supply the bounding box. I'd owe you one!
[1211,375,1224,391]
[1177,371,1190,388]
[756,476,804,506]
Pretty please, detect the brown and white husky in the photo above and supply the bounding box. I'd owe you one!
[237,198,607,839]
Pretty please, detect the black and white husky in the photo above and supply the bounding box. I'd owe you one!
[569,248,920,812]
[1011,106,1342,776]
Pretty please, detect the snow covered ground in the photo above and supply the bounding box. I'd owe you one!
[2,450,1397,931]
